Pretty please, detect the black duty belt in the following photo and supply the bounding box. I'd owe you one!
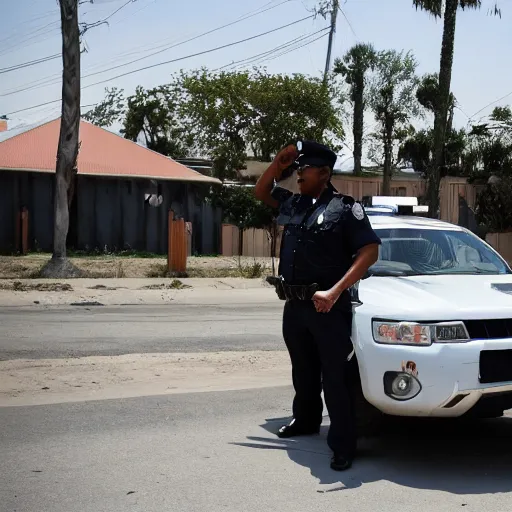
[266,276,319,301]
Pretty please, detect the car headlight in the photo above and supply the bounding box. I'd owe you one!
[372,320,469,346]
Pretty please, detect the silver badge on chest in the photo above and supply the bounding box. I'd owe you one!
[317,213,324,225]
[352,203,364,220]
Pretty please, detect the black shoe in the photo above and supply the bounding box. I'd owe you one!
[330,454,353,471]
[276,421,320,439]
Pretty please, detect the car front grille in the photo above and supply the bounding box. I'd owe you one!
[480,350,512,384]
[465,319,512,340]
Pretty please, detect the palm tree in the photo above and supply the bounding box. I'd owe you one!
[334,43,377,175]
[368,50,420,195]
[413,0,501,217]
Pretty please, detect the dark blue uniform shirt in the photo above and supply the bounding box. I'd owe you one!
[272,185,381,310]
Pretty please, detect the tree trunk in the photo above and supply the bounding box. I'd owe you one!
[352,77,364,176]
[40,0,81,278]
[427,0,457,218]
[54,0,80,257]
[382,121,393,196]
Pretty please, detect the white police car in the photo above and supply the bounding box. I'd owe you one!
[352,196,512,423]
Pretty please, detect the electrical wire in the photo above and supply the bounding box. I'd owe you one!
[82,15,315,89]
[469,90,512,120]
[80,0,293,80]
[3,15,315,117]
[219,28,329,72]
[0,54,61,75]
[338,6,358,40]
[214,32,321,71]
[251,31,329,65]
[0,21,60,56]
[2,0,291,94]
[81,0,138,32]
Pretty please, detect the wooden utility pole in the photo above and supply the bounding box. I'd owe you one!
[41,0,81,277]
[323,0,339,82]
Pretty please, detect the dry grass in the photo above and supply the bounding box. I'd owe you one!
[139,279,191,290]
[0,254,275,280]
[0,281,73,292]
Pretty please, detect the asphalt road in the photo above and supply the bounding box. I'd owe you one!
[0,304,283,359]
[1,387,512,512]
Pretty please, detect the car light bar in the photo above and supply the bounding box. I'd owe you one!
[370,196,418,207]
[363,196,428,217]
[397,205,429,216]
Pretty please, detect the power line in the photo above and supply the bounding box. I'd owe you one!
[4,99,62,116]
[80,0,292,80]
[3,15,315,117]
[338,6,358,40]
[214,31,323,71]
[0,54,61,75]
[110,0,156,26]
[2,1,137,75]
[220,28,329,71]
[254,31,329,65]
[0,21,60,57]
[80,0,138,33]
[469,90,512,120]
[2,0,291,94]
[81,15,315,89]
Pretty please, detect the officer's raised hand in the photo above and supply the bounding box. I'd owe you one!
[275,144,299,174]
[254,144,298,208]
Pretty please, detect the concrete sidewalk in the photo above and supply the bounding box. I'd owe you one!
[0,277,276,306]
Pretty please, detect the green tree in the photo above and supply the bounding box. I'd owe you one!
[368,50,421,194]
[413,0,501,217]
[83,87,125,128]
[182,69,344,181]
[398,127,468,176]
[334,43,377,175]
[476,177,512,232]
[465,106,512,181]
[416,72,456,131]
[247,70,343,161]
[122,83,194,158]
[84,81,194,159]
[398,73,466,177]
[182,70,254,181]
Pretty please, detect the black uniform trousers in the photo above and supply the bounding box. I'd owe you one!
[282,298,356,458]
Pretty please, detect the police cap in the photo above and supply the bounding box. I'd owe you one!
[296,140,337,170]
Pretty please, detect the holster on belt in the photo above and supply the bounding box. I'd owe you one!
[266,276,319,301]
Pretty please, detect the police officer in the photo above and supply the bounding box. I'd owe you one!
[254,141,380,471]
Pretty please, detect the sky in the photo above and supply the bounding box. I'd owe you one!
[0,0,510,164]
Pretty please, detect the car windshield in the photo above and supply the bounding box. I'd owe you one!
[370,227,511,276]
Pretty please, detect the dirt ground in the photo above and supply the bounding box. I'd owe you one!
[0,351,290,407]
[0,254,276,279]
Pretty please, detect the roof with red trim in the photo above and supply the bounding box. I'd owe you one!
[0,118,220,185]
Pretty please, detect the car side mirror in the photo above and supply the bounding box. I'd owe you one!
[361,270,373,280]
[349,282,363,306]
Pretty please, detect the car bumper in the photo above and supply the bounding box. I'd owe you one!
[357,337,512,417]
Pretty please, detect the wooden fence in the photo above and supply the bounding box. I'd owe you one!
[220,175,511,262]
[486,232,512,265]
[330,175,426,202]
[222,225,282,257]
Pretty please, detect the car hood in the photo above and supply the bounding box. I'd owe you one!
[358,274,512,320]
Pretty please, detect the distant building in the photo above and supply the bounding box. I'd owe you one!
[0,118,222,255]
